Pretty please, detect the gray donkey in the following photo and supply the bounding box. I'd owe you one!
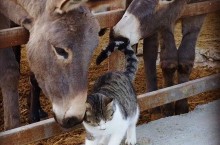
[108,0,206,116]
[0,13,21,130]
[0,0,115,130]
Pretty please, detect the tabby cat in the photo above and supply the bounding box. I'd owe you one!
[83,39,140,145]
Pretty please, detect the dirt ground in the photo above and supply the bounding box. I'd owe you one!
[0,12,219,145]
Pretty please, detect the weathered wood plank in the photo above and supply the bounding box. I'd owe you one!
[0,118,82,145]
[0,74,219,145]
[95,9,125,30]
[0,27,29,49]
[182,0,220,17]
[0,0,220,49]
[138,73,220,111]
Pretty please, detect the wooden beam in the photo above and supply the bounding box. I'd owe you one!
[0,9,124,49]
[138,73,220,111]
[0,118,82,145]
[182,0,220,17]
[0,74,219,145]
[0,27,29,49]
[95,9,124,30]
[0,0,220,49]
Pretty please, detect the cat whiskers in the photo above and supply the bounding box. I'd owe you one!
[99,127,106,130]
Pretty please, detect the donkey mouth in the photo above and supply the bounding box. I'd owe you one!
[61,117,83,129]
[53,113,83,129]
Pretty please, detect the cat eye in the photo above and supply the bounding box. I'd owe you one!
[108,110,114,117]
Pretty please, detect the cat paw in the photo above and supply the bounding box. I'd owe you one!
[125,143,138,145]
[125,138,137,145]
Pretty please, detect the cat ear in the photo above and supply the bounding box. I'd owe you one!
[106,99,114,110]
[85,102,92,110]
[55,0,88,14]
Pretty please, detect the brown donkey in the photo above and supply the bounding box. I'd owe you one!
[0,0,115,129]
[108,0,206,116]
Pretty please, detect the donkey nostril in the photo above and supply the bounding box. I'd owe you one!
[62,117,82,129]
[66,118,74,125]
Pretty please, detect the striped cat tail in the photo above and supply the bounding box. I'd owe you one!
[96,40,138,81]
[96,41,125,65]
[96,41,119,65]
[123,44,138,81]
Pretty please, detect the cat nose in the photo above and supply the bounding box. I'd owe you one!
[99,125,106,130]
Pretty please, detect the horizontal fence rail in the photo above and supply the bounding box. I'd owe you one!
[0,74,219,145]
[138,73,220,111]
[0,0,220,49]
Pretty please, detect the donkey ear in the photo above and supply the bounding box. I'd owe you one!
[21,16,34,30]
[55,0,88,14]
[85,0,119,13]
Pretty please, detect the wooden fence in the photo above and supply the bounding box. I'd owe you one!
[0,0,220,145]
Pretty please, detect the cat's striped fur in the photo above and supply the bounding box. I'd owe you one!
[96,38,138,81]
[83,40,139,145]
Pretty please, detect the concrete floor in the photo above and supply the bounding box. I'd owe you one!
[136,100,220,145]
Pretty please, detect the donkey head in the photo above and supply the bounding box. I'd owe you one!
[27,0,101,128]
[111,0,183,46]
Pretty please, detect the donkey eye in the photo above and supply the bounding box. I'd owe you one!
[54,47,69,59]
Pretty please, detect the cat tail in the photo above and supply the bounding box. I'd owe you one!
[123,44,138,81]
[96,40,138,81]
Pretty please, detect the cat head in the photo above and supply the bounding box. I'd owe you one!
[84,93,115,127]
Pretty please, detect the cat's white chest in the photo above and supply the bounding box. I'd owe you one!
[83,104,129,136]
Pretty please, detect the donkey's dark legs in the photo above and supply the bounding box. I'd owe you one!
[176,15,205,115]
[143,33,159,92]
[0,49,20,130]
[178,15,205,83]
[10,21,21,70]
[0,14,20,130]
[12,46,21,69]
[12,46,47,123]
[160,26,178,116]
[12,45,48,123]
[28,72,40,122]
[143,33,161,119]
[28,72,48,123]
